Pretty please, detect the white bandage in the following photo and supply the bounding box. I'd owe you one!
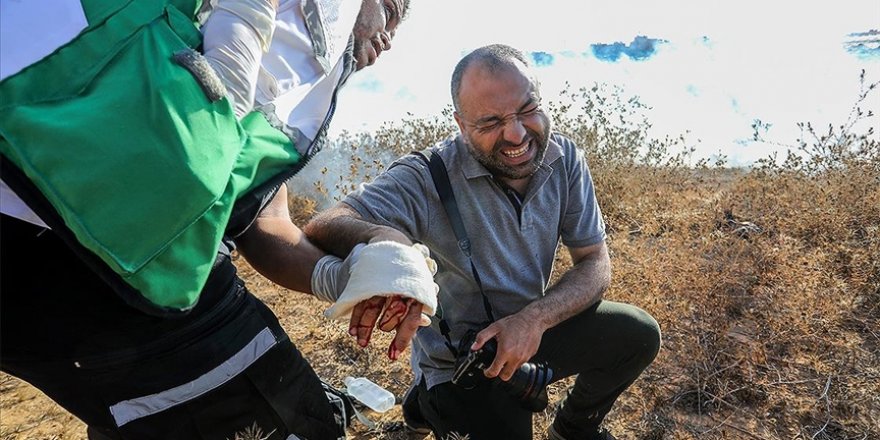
[324,242,439,320]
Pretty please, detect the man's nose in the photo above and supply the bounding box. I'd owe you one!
[502,117,527,145]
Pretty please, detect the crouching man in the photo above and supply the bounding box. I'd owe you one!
[304,44,661,440]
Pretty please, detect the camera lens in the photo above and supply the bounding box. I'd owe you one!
[499,361,553,412]
[452,330,554,412]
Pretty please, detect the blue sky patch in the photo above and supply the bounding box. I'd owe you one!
[591,35,667,62]
[531,51,555,67]
[700,35,714,48]
[844,30,880,60]
[352,74,383,92]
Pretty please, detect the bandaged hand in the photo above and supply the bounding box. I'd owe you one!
[324,241,439,359]
[324,241,438,318]
[348,295,431,360]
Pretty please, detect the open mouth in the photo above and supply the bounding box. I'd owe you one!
[497,138,537,166]
[501,143,530,159]
[370,40,383,60]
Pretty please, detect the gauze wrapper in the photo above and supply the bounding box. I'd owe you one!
[324,241,438,319]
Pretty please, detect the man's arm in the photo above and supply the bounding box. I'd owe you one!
[201,0,278,117]
[236,186,428,359]
[304,203,413,257]
[235,184,323,293]
[473,240,611,381]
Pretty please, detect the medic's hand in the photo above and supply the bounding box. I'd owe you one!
[310,244,365,303]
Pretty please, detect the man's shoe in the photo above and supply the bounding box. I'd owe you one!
[548,423,617,440]
[401,385,431,439]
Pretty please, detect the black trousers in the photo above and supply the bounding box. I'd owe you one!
[409,300,661,440]
[1,215,341,440]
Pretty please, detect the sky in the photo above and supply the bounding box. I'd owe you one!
[328,0,880,166]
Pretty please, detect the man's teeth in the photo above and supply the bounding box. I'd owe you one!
[502,144,529,158]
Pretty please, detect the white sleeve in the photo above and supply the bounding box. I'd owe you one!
[200,0,277,118]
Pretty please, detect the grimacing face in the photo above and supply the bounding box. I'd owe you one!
[352,0,403,70]
[454,62,551,182]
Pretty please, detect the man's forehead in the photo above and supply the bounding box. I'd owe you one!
[459,64,537,109]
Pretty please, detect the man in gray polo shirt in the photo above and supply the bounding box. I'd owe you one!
[304,44,661,440]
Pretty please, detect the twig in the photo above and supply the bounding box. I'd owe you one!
[810,375,833,440]
[765,378,822,386]
[817,376,832,400]
[697,360,702,416]
[701,390,741,413]
[703,358,745,382]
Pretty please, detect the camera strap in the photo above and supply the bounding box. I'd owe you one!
[413,150,496,356]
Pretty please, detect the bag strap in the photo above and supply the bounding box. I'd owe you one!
[412,150,495,355]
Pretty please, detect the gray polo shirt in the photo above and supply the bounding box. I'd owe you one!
[343,132,606,388]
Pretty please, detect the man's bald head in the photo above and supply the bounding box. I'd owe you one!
[450,44,532,112]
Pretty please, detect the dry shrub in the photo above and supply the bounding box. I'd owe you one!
[304,113,458,210]
[289,75,878,439]
[543,76,879,439]
[288,192,319,225]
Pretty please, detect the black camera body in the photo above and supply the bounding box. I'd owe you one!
[451,329,553,412]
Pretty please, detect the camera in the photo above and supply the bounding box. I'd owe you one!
[451,329,553,412]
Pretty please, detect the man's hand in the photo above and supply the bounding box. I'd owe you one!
[471,310,547,381]
[469,242,611,381]
[349,295,430,360]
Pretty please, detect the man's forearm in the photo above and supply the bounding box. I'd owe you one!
[234,185,324,294]
[236,217,324,294]
[304,204,411,257]
[519,243,611,332]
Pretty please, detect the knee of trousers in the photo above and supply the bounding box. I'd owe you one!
[628,306,662,369]
[590,302,662,371]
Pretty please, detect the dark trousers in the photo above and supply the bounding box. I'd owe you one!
[1,215,342,440]
[409,300,661,440]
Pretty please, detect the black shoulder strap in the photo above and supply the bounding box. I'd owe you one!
[412,151,495,327]
[416,151,471,258]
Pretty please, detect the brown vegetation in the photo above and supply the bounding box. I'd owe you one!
[2,75,878,439]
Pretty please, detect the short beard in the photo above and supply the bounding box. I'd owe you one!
[466,118,551,180]
[352,39,368,70]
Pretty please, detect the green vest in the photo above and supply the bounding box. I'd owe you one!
[0,0,304,315]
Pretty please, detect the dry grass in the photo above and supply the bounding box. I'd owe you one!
[2,75,877,439]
